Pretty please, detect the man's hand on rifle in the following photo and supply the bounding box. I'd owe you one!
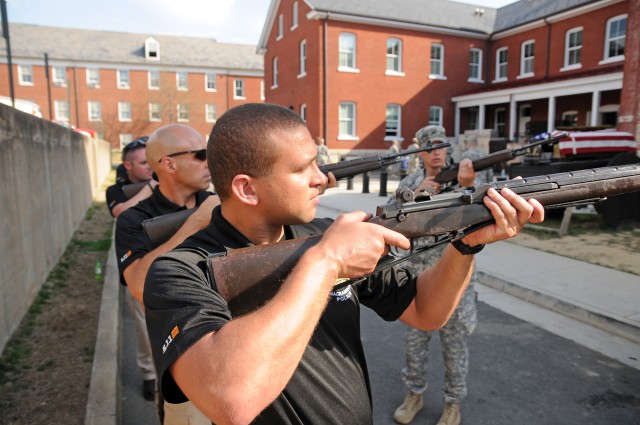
[461,187,544,247]
[457,159,476,187]
[184,195,220,231]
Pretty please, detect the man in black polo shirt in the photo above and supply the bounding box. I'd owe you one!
[116,123,218,424]
[143,104,544,424]
[106,136,157,218]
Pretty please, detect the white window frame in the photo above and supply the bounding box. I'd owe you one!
[176,71,188,91]
[177,104,189,122]
[430,43,446,80]
[149,102,161,122]
[205,104,217,123]
[562,27,583,71]
[272,57,278,89]
[561,110,579,126]
[145,37,160,60]
[88,101,102,122]
[118,102,132,122]
[494,47,508,82]
[338,32,358,72]
[205,73,217,92]
[338,102,358,140]
[468,48,483,83]
[291,1,298,30]
[300,104,307,122]
[54,100,69,122]
[52,66,67,86]
[494,107,507,137]
[117,69,130,89]
[148,71,160,90]
[385,38,404,76]
[467,107,479,130]
[277,14,283,40]
[234,79,245,99]
[260,80,265,100]
[519,40,535,78]
[385,104,402,141]
[119,134,133,149]
[86,68,100,88]
[298,40,307,78]
[428,106,443,126]
[600,14,627,64]
[18,65,33,86]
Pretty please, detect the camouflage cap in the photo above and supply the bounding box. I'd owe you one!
[415,125,446,146]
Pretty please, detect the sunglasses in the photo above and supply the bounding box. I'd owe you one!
[121,136,149,160]
[159,149,207,162]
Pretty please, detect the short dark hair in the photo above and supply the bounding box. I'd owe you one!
[208,103,305,200]
[121,136,149,161]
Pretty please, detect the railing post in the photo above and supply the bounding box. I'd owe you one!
[379,172,388,196]
[362,172,370,193]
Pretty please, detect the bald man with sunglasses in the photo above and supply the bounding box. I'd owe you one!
[115,124,218,425]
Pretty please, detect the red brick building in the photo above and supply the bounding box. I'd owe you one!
[258,0,638,155]
[0,24,264,148]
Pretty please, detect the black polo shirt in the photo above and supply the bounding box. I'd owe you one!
[115,187,212,285]
[105,175,132,217]
[144,206,418,424]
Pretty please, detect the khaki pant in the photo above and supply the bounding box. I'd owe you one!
[125,290,156,380]
[164,400,211,425]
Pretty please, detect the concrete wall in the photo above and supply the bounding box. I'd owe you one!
[0,103,111,353]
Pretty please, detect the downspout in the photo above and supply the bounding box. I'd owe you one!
[544,18,551,80]
[323,13,328,140]
[73,65,80,126]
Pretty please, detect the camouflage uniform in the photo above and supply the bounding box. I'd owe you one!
[397,168,478,404]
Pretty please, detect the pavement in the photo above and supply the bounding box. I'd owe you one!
[85,172,640,425]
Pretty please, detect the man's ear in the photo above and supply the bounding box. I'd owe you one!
[122,160,133,171]
[157,157,177,174]
[230,175,258,206]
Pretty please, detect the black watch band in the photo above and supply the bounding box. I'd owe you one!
[451,239,484,255]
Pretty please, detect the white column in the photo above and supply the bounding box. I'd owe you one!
[454,104,461,143]
[591,91,600,126]
[509,97,517,141]
[547,96,556,133]
[478,104,486,130]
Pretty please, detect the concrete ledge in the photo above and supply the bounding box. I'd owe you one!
[85,226,120,425]
[478,270,640,345]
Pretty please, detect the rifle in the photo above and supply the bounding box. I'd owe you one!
[320,143,450,180]
[434,132,568,186]
[141,144,450,245]
[207,164,640,316]
[122,181,149,199]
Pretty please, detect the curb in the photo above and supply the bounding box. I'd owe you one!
[477,270,640,345]
[85,226,120,425]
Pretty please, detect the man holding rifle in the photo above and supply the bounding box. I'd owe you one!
[115,123,218,424]
[143,103,544,425]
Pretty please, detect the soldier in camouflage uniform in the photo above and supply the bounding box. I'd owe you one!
[393,126,485,425]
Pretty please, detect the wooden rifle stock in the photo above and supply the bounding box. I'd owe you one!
[209,165,640,316]
[122,181,149,199]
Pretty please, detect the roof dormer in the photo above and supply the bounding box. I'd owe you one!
[145,37,160,61]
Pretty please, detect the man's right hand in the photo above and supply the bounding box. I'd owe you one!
[184,195,220,231]
[311,211,410,280]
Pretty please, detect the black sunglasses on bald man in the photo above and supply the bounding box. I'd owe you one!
[159,149,207,162]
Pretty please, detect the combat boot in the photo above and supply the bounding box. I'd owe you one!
[393,391,423,424]
[436,402,461,425]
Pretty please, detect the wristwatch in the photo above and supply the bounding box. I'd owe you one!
[451,239,484,255]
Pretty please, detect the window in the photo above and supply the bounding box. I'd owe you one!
[561,110,578,127]
[299,40,307,77]
[18,65,33,85]
[429,106,443,126]
[260,80,265,100]
[53,66,67,86]
[205,73,216,91]
[88,101,102,121]
[386,38,403,74]
[272,58,278,88]
[467,108,479,130]
[176,72,188,90]
[604,15,627,60]
[430,43,445,78]
[145,37,160,60]
[519,40,534,77]
[147,71,159,90]
[177,104,189,122]
[86,68,100,87]
[338,102,356,139]
[118,102,132,122]
[495,47,508,81]
[469,48,483,82]
[234,79,245,98]
[149,103,161,121]
[205,104,217,123]
[54,100,69,121]
[117,70,130,89]
[495,108,506,137]
[338,32,357,71]
[563,28,583,69]
[300,104,306,122]
[119,134,133,149]
[385,104,401,139]
[277,14,283,40]
[291,2,298,30]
